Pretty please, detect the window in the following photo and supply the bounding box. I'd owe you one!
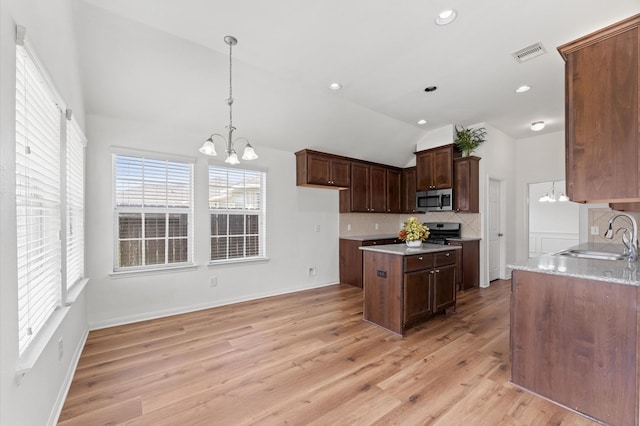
[66,118,86,289]
[209,165,266,262]
[114,154,194,271]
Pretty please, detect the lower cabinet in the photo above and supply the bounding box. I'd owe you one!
[447,239,480,290]
[363,248,458,335]
[339,237,401,288]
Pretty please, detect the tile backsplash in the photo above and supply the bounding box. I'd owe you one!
[339,212,482,238]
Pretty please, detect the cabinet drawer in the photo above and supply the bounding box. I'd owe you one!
[434,250,456,267]
[405,254,434,272]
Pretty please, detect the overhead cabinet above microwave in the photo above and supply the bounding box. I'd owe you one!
[416,144,456,191]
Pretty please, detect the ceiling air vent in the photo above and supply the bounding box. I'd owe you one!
[511,42,547,63]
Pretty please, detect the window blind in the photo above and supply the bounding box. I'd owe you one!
[15,44,62,355]
[66,118,86,289]
[114,154,193,270]
[208,165,266,261]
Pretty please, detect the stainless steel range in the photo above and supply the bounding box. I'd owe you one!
[424,222,461,244]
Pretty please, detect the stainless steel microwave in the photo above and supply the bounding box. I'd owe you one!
[416,189,453,212]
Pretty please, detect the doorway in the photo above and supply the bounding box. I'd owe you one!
[488,178,504,281]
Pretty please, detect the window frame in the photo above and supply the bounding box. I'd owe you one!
[208,163,267,265]
[112,151,195,273]
[14,28,87,360]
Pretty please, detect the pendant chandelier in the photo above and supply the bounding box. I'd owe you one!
[539,181,569,203]
[199,35,258,164]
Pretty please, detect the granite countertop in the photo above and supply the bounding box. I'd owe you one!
[359,243,462,256]
[508,243,640,286]
[340,234,399,241]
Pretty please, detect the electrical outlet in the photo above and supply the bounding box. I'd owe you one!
[347,224,351,231]
[58,338,64,360]
[315,224,321,232]
[591,226,599,236]
[210,277,218,287]
[375,223,379,230]
[308,267,316,276]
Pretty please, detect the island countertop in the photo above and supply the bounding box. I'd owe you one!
[508,242,640,286]
[359,243,461,256]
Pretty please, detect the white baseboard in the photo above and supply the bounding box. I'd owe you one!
[89,281,340,331]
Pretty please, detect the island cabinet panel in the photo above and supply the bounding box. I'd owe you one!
[363,248,458,335]
[295,149,351,188]
[339,237,401,288]
[363,251,404,335]
[558,14,640,203]
[511,270,639,426]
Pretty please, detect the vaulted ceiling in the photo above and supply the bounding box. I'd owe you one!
[73,0,639,167]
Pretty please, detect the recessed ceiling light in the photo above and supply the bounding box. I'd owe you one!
[435,9,457,26]
[329,82,342,91]
[515,85,532,93]
[424,86,437,92]
[531,121,545,131]
[418,119,428,125]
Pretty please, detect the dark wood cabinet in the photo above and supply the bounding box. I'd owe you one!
[349,162,370,212]
[453,156,480,213]
[447,239,480,290]
[511,269,640,426]
[363,248,458,335]
[386,168,402,213]
[339,237,401,288]
[558,14,640,203]
[340,162,402,213]
[401,167,421,213]
[295,149,350,189]
[416,144,454,191]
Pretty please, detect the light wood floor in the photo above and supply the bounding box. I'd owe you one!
[58,280,596,425]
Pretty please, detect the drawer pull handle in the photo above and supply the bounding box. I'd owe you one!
[435,269,440,273]
[445,252,450,256]
[418,256,423,260]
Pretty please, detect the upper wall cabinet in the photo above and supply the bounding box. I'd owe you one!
[416,144,455,191]
[295,149,350,189]
[453,156,480,213]
[558,14,640,203]
[340,162,402,213]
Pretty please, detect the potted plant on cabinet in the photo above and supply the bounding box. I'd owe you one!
[454,125,487,156]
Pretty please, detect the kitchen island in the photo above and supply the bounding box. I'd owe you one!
[360,243,461,335]
[509,243,640,426]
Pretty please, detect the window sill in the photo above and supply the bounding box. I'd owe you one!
[110,263,198,278]
[208,256,270,267]
[16,277,89,385]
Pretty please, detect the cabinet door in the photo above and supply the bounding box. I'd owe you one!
[402,167,418,213]
[432,147,453,189]
[386,169,402,213]
[350,162,370,212]
[433,264,456,312]
[306,153,332,185]
[561,19,639,202]
[331,158,351,187]
[416,151,434,191]
[370,165,387,212]
[404,270,433,325]
[453,157,479,213]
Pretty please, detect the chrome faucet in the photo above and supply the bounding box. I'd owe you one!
[605,213,638,261]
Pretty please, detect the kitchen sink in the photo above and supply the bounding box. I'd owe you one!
[553,249,627,261]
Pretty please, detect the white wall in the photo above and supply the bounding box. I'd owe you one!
[0,1,89,425]
[85,115,340,328]
[474,124,516,285]
[514,131,584,262]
